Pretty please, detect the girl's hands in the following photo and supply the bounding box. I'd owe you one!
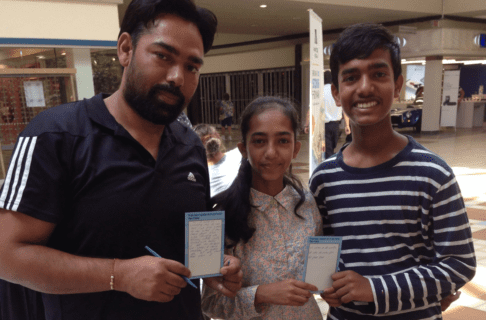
[255,279,318,306]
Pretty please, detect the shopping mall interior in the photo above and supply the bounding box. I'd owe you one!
[0,0,485,319]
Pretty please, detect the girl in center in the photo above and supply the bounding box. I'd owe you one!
[201,96,324,319]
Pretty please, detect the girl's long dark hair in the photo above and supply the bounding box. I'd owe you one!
[211,96,306,248]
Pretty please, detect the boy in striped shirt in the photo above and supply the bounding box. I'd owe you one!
[309,23,476,320]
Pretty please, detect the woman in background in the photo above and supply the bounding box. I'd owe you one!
[194,124,241,197]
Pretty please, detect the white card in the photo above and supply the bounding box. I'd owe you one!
[302,236,342,293]
[185,211,225,278]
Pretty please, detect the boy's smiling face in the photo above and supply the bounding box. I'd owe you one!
[331,48,403,128]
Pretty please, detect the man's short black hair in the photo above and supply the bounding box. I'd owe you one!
[330,23,401,89]
[119,0,217,54]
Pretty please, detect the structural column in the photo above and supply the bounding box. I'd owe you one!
[399,64,407,102]
[422,56,443,133]
[66,48,95,100]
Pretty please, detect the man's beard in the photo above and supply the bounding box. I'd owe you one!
[123,74,186,126]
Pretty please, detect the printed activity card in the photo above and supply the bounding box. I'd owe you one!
[302,236,342,293]
[185,211,225,279]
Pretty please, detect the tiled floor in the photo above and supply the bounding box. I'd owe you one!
[220,123,486,319]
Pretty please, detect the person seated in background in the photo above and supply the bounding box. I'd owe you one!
[414,85,424,104]
[194,124,241,197]
[415,85,465,104]
[458,87,465,104]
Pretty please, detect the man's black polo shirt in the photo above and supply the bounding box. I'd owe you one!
[0,94,210,320]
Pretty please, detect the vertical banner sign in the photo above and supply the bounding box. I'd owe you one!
[440,70,460,127]
[308,9,324,174]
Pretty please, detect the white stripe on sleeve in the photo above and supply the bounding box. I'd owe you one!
[12,137,37,211]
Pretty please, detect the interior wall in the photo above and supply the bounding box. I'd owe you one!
[0,1,119,41]
[212,33,277,46]
[201,46,295,74]
[400,27,486,59]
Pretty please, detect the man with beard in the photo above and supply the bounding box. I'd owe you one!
[0,1,242,320]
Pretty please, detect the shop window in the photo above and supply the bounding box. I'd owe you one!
[0,75,75,179]
[0,48,67,69]
[91,49,122,95]
[199,67,296,124]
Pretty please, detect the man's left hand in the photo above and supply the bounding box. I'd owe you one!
[204,255,242,298]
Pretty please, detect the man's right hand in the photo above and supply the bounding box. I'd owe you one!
[116,256,191,303]
[0,209,191,301]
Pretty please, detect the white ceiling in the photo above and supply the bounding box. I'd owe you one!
[196,0,433,36]
[118,0,486,39]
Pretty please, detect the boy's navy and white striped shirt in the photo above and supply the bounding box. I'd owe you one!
[309,136,476,320]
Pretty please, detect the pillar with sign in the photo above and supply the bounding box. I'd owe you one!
[308,9,325,173]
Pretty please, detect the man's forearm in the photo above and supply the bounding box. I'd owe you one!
[0,243,113,294]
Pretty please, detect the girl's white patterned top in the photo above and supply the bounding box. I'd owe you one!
[202,185,324,319]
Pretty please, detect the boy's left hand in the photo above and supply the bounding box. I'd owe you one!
[441,291,461,311]
[331,270,374,304]
[204,255,243,298]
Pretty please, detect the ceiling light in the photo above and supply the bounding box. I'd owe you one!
[442,59,457,64]
[462,60,486,65]
[402,58,486,65]
[395,36,407,47]
[401,59,426,65]
[260,4,267,8]
[323,45,334,56]
[37,56,45,59]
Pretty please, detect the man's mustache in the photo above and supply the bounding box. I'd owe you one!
[150,84,184,103]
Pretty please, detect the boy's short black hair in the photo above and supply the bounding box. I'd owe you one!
[324,70,332,85]
[119,0,217,54]
[330,23,401,89]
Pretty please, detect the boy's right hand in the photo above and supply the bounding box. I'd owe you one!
[255,279,317,306]
[321,287,342,307]
[329,270,374,304]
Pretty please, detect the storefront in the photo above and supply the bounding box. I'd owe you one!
[0,0,121,179]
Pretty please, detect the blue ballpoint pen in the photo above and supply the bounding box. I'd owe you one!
[144,246,198,289]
